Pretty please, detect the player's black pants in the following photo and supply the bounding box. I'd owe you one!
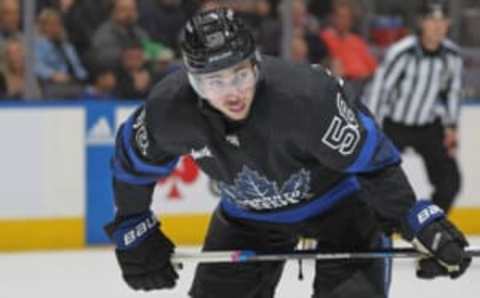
[189,196,392,298]
[383,119,461,213]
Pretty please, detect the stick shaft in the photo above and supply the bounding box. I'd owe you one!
[172,247,480,264]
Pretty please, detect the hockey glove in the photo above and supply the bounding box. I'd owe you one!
[405,200,471,279]
[104,211,178,291]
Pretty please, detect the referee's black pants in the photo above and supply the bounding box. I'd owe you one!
[383,119,461,213]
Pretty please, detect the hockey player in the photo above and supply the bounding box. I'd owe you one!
[105,8,471,298]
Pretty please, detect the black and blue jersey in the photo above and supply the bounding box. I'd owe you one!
[111,55,416,232]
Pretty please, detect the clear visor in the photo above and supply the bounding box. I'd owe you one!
[188,60,258,99]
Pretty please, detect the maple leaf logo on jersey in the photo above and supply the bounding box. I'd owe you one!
[218,166,311,211]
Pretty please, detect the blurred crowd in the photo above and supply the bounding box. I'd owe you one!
[0,0,478,101]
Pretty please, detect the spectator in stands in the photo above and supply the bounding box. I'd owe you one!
[308,0,333,21]
[0,38,41,100]
[146,45,179,83]
[137,0,187,56]
[34,8,88,99]
[290,33,309,63]
[320,0,378,98]
[241,0,275,46]
[36,0,75,13]
[0,0,22,49]
[114,41,152,100]
[91,0,150,69]
[81,64,117,100]
[259,0,328,64]
[55,0,111,68]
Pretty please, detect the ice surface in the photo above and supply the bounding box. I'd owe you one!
[0,238,479,298]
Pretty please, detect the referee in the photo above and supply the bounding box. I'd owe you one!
[366,0,462,214]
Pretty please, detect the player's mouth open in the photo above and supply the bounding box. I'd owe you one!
[227,101,246,113]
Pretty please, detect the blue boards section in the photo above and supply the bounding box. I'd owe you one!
[84,101,139,244]
[85,102,115,244]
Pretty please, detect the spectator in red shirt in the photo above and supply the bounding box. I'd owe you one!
[320,0,377,97]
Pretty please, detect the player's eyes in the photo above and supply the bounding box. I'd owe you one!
[208,80,224,88]
[238,71,247,78]
[235,70,251,82]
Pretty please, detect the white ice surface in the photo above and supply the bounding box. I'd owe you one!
[1,238,479,298]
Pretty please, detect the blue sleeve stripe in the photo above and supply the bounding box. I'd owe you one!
[347,112,400,173]
[111,158,161,185]
[347,112,377,173]
[120,116,179,176]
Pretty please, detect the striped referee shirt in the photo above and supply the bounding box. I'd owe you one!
[366,35,463,127]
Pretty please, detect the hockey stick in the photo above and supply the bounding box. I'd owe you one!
[172,247,480,264]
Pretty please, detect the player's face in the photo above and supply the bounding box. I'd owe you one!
[420,16,450,48]
[193,60,257,121]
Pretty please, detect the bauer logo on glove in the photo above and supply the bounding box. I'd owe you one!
[107,212,159,250]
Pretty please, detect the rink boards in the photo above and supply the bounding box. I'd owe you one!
[0,101,479,250]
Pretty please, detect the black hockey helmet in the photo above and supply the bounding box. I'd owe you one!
[180,8,258,74]
[418,0,450,19]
